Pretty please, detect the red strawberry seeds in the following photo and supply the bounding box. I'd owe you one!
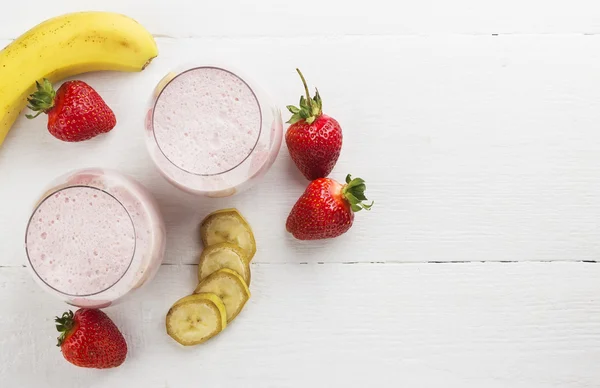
[286,175,373,240]
[56,309,127,369]
[27,79,116,142]
[286,69,342,180]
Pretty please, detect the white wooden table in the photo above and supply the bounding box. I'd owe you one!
[2,1,600,387]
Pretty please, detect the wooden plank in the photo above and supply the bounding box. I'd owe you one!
[2,36,600,265]
[0,0,600,38]
[2,262,600,387]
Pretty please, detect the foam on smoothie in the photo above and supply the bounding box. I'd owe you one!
[26,186,135,296]
[152,67,261,175]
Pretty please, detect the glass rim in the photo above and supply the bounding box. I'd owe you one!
[24,185,137,298]
[150,66,264,177]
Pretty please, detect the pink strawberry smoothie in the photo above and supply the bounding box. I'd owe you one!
[26,187,135,296]
[152,67,261,175]
[146,66,283,197]
[25,168,166,307]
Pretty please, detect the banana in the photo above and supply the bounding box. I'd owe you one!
[153,71,178,99]
[166,293,227,346]
[0,12,158,147]
[199,242,251,286]
[200,209,257,261]
[195,269,250,323]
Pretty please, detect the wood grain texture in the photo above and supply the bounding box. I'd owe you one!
[0,1,600,38]
[2,36,600,265]
[2,3,600,387]
[2,263,600,388]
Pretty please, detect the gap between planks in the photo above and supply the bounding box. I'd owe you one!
[1,260,599,269]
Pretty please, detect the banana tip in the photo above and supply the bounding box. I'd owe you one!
[142,56,157,71]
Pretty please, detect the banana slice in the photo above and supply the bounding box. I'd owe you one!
[166,293,227,346]
[199,242,251,286]
[200,209,256,261]
[195,269,250,323]
[153,71,177,99]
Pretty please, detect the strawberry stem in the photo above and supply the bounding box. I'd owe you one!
[296,68,312,110]
[342,175,374,212]
[286,69,323,125]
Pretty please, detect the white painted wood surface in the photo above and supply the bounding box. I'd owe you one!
[2,2,600,387]
[3,263,600,388]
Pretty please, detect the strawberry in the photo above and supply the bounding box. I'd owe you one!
[26,79,116,142]
[55,309,127,369]
[286,174,373,240]
[286,69,342,180]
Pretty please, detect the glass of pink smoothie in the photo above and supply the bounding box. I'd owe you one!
[145,66,283,197]
[24,168,166,308]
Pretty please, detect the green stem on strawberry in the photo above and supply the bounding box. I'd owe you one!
[296,68,312,111]
[286,69,323,125]
[25,78,56,119]
[342,175,374,212]
[55,310,75,347]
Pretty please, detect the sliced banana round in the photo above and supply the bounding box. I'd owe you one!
[166,293,227,346]
[195,269,250,323]
[199,242,251,286]
[200,208,256,261]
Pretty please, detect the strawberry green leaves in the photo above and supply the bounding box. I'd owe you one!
[26,78,56,119]
[286,68,323,125]
[342,175,374,212]
[55,310,75,346]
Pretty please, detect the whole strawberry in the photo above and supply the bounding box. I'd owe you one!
[55,309,127,369]
[26,79,116,142]
[287,174,373,240]
[286,69,342,180]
